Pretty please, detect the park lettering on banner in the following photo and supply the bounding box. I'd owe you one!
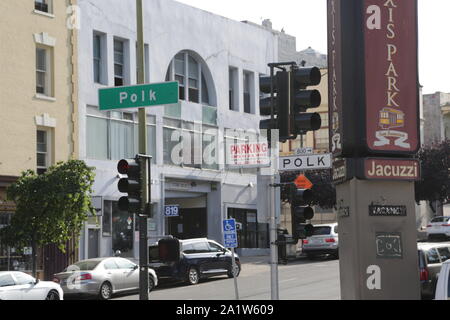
[364,0,419,153]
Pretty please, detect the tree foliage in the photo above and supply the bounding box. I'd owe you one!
[0,160,95,275]
[280,169,336,209]
[415,140,450,205]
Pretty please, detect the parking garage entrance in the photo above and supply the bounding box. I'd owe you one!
[167,208,207,239]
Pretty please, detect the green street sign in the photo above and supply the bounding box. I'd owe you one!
[99,81,179,110]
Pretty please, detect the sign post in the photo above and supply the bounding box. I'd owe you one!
[223,219,239,300]
[98,1,176,300]
[328,0,421,300]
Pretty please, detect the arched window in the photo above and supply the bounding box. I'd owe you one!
[166,51,216,107]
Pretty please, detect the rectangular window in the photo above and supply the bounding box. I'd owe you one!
[229,67,238,111]
[188,56,199,103]
[35,0,49,13]
[93,33,105,84]
[163,118,182,166]
[87,110,155,162]
[174,53,185,100]
[114,39,124,87]
[86,116,108,160]
[243,72,253,114]
[36,130,49,174]
[110,119,135,160]
[202,125,218,170]
[36,47,52,96]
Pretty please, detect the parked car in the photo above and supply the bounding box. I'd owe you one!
[417,242,450,299]
[53,257,158,300]
[435,259,450,300]
[149,238,241,285]
[302,223,339,259]
[0,271,63,300]
[426,216,450,241]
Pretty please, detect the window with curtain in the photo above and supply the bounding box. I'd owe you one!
[110,119,134,160]
[86,116,109,160]
[86,109,156,162]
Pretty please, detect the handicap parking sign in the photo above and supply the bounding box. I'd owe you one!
[223,219,238,248]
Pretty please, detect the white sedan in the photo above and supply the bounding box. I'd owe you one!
[0,271,63,300]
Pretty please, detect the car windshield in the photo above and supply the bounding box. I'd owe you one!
[66,260,101,271]
[312,226,331,236]
[431,217,447,223]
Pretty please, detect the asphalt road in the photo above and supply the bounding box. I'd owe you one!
[112,256,341,300]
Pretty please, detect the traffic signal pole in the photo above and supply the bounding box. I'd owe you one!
[136,0,149,301]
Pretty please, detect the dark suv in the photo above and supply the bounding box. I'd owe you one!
[149,238,241,285]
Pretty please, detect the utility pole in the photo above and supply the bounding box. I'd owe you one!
[136,0,149,301]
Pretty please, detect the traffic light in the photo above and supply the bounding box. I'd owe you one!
[290,66,322,137]
[259,64,322,142]
[289,183,314,239]
[117,157,142,213]
[158,238,180,263]
[259,70,291,141]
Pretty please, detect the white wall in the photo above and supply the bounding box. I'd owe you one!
[77,0,278,258]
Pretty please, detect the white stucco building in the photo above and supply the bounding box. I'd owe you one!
[77,0,281,259]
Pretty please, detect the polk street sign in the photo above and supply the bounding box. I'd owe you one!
[279,153,332,171]
[99,81,179,110]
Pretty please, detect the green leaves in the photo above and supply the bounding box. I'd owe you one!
[280,169,336,209]
[415,140,450,204]
[0,160,96,251]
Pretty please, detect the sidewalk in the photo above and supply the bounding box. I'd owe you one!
[239,253,306,265]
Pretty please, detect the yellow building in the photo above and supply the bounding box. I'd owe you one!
[0,0,78,278]
[279,69,337,233]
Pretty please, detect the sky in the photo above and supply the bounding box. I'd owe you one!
[175,0,449,95]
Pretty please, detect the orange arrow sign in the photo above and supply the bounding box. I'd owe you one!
[294,174,313,189]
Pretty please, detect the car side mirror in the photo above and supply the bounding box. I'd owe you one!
[34,279,40,285]
[133,265,139,270]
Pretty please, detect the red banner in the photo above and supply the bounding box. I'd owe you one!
[364,0,419,153]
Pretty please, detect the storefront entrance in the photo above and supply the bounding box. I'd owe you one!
[228,208,269,249]
[168,208,207,239]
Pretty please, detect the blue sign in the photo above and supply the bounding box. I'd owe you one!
[164,205,179,217]
[223,219,238,248]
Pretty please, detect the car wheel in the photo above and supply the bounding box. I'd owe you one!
[187,267,200,285]
[99,282,113,300]
[45,290,60,300]
[148,276,155,292]
[227,262,241,278]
